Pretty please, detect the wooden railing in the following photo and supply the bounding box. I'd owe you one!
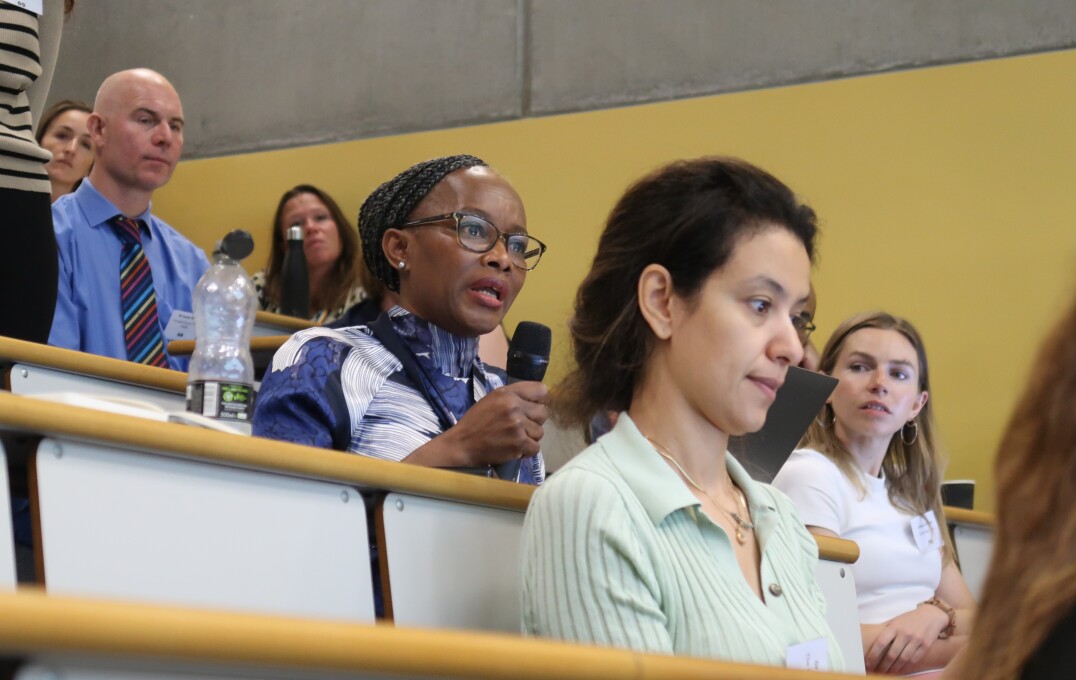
[0,336,186,393]
[0,590,869,679]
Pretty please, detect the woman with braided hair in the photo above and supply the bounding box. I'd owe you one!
[253,155,548,483]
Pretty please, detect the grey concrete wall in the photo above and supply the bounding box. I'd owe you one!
[48,0,1075,159]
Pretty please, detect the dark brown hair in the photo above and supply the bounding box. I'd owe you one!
[262,185,361,313]
[957,293,1076,680]
[554,156,817,427]
[800,311,953,560]
[35,99,92,145]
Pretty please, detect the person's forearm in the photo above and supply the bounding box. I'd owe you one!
[403,433,467,468]
[898,635,968,675]
[861,624,967,674]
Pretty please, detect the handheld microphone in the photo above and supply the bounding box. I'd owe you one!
[494,321,551,481]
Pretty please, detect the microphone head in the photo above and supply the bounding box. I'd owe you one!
[218,229,255,262]
[507,321,551,382]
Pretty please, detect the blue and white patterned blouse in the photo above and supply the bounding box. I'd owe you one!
[253,306,545,485]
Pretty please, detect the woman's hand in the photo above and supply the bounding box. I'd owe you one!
[406,381,549,468]
[864,603,950,674]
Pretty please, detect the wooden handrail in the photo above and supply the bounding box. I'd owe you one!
[0,390,532,511]
[943,506,995,527]
[0,336,186,393]
[0,590,865,679]
[255,309,317,332]
[0,390,861,561]
[814,534,859,564]
[168,335,289,357]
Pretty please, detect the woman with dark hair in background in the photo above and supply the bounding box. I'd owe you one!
[954,294,1076,680]
[0,0,72,344]
[521,157,841,668]
[774,312,975,674]
[254,155,547,482]
[35,99,92,203]
[252,184,366,324]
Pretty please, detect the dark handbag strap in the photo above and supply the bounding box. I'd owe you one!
[368,312,494,478]
[368,312,458,433]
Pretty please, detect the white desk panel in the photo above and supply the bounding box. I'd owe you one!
[380,492,523,633]
[34,438,374,622]
[9,363,186,413]
[815,559,865,674]
[0,441,16,589]
[953,524,993,600]
[16,661,410,680]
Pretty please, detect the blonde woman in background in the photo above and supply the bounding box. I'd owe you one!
[774,312,975,674]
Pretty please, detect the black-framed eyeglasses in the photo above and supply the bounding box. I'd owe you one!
[792,312,817,345]
[399,211,547,271]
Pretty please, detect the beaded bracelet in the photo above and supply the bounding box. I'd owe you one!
[920,597,957,639]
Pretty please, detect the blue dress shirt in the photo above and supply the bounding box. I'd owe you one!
[48,179,210,371]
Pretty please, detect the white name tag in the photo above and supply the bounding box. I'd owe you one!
[786,637,830,671]
[2,0,44,15]
[163,310,196,341]
[911,510,943,553]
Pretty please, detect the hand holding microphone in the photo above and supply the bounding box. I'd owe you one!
[431,322,551,475]
[493,321,552,481]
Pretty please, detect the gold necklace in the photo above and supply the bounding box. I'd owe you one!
[646,436,755,545]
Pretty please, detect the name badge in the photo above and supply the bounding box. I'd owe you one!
[163,310,196,341]
[911,510,943,554]
[786,637,830,671]
[2,0,44,15]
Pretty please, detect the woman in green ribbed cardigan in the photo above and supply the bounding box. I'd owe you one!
[521,157,842,670]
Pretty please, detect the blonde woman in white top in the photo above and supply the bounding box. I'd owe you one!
[774,311,975,675]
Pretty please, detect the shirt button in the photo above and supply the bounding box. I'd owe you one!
[769,583,783,597]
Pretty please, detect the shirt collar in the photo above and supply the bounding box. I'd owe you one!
[601,412,778,528]
[386,305,479,379]
[76,178,155,235]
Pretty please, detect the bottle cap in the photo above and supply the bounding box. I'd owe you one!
[287,225,303,241]
[218,230,255,262]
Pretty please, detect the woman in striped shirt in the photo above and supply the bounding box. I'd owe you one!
[0,0,70,343]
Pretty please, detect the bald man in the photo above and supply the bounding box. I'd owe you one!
[48,69,209,370]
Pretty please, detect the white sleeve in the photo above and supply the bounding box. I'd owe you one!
[772,451,845,535]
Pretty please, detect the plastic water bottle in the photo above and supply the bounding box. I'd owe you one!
[279,224,309,318]
[186,230,257,432]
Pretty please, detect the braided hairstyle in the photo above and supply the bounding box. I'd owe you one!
[359,154,488,292]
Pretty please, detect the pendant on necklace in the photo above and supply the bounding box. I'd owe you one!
[731,512,752,545]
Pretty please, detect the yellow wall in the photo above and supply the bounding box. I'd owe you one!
[155,50,1076,512]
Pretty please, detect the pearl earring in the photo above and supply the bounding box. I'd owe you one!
[398,261,406,270]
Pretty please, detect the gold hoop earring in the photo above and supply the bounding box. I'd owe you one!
[902,419,919,445]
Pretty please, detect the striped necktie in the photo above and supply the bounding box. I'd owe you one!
[111,216,169,368]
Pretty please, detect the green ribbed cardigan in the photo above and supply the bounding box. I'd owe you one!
[521,413,844,670]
